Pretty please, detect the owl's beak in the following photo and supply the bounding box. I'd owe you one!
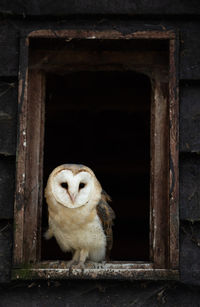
[69,192,76,203]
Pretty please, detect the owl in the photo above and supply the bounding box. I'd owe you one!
[44,164,115,268]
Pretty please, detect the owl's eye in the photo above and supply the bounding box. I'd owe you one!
[79,182,85,190]
[61,182,68,189]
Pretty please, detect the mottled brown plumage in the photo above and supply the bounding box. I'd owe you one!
[97,190,115,260]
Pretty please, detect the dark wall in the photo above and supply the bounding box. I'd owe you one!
[0,1,200,305]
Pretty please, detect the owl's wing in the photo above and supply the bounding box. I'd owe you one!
[96,190,115,260]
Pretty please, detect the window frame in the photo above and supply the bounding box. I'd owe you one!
[13,29,179,280]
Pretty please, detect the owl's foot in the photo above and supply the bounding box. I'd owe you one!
[68,261,85,273]
[68,249,88,273]
[73,261,85,271]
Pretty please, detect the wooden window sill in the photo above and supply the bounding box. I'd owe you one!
[12,261,179,280]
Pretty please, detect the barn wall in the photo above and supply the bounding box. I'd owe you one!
[0,1,200,304]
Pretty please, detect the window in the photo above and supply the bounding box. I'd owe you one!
[13,30,179,280]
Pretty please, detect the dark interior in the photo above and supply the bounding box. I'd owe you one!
[41,70,151,261]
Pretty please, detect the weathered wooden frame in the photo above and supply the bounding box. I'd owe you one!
[12,30,179,280]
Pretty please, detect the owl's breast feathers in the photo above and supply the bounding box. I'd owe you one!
[96,190,115,260]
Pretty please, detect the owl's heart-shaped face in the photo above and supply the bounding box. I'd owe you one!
[51,169,95,208]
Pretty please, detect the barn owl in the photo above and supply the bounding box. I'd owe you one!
[44,164,115,269]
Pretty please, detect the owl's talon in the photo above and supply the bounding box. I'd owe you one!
[67,260,78,269]
[76,261,85,271]
[68,261,85,273]
[75,262,85,274]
